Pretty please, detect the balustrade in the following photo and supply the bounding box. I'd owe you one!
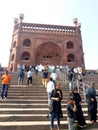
[14,22,77,34]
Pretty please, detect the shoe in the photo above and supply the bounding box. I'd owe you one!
[0,97,3,100]
[47,114,49,118]
[4,97,7,100]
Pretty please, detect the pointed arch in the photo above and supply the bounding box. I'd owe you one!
[66,41,74,49]
[35,42,61,65]
[23,39,31,46]
[67,54,75,62]
[11,54,15,61]
[21,52,30,60]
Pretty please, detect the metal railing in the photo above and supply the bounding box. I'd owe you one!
[56,69,98,102]
[77,80,98,102]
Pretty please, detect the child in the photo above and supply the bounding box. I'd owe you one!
[66,97,77,130]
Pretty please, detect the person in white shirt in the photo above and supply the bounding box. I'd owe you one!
[46,78,55,107]
[27,68,33,85]
[50,71,57,86]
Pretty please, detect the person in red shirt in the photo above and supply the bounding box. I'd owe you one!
[1,71,11,99]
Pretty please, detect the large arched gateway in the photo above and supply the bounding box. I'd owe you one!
[35,42,61,65]
[8,14,85,71]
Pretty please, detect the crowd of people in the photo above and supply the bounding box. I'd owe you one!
[0,63,98,130]
[36,64,97,130]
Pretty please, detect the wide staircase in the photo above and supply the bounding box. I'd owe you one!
[0,71,98,130]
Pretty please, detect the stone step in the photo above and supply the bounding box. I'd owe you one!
[0,107,97,116]
[0,102,87,107]
[7,95,85,100]
[0,113,98,121]
[0,121,67,130]
[0,72,98,130]
[0,120,97,130]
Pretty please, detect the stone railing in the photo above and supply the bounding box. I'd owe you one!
[14,22,77,35]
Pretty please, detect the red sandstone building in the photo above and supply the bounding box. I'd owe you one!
[8,14,85,71]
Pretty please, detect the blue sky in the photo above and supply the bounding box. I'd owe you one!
[0,0,98,70]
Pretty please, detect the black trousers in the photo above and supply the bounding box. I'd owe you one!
[27,77,32,85]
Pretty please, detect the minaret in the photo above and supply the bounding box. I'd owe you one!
[73,18,78,26]
[73,18,81,28]
[14,18,18,25]
[19,13,24,23]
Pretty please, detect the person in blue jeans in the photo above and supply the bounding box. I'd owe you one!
[1,71,11,99]
[18,68,24,85]
[42,69,49,88]
[50,83,63,130]
[66,97,77,130]
[68,70,75,91]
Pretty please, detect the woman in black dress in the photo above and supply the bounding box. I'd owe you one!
[70,87,87,128]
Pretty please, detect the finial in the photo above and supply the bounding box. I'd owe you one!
[73,18,78,26]
[14,18,18,25]
[19,13,24,23]
[77,23,81,28]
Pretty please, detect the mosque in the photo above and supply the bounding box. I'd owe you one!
[8,14,85,71]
